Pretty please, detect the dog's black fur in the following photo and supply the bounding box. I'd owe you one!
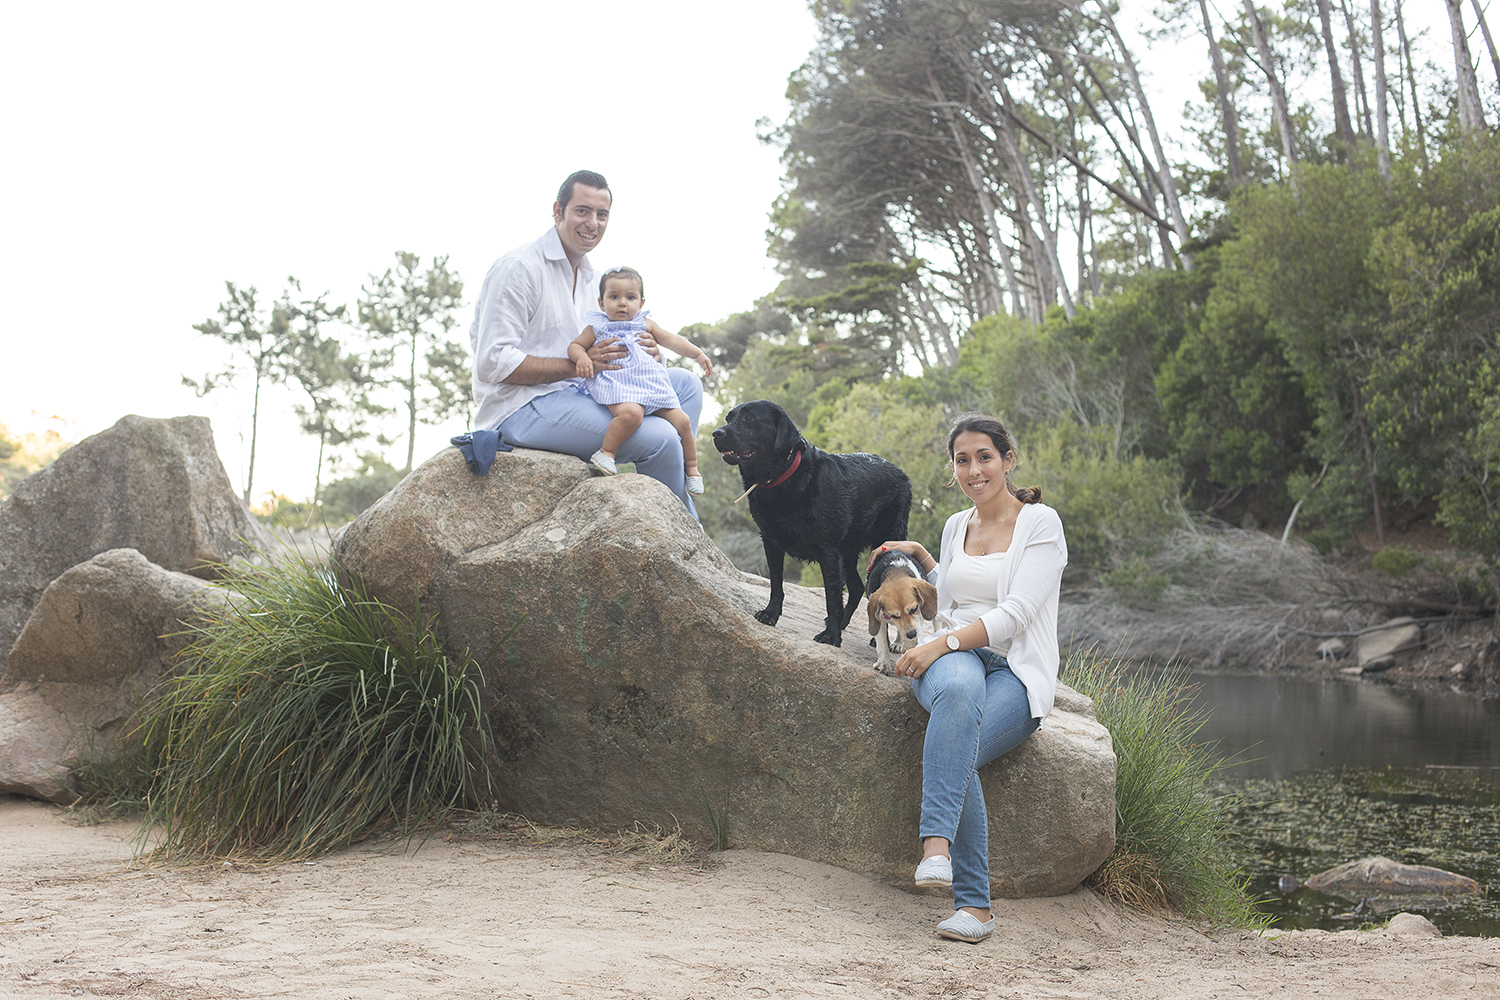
[712,400,911,646]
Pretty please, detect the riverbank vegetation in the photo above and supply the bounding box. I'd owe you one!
[684,2,1500,663]
[1065,652,1263,925]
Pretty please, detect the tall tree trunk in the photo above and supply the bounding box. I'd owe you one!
[1472,0,1500,88]
[405,330,418,473]
[1371,0,1392,178]
[996,82,1077,319]
[1200,0,1246,185]
[927,70,1012,320]
[1353,381,1386,547]
[1395,0,1429,166]
[1340,0,1375,137]
[1244,0,1300,169]
[1074,57,1176,263]
[1094,2,1192,260]
[1077,171,1090,303]
[910,279,960,365]
[1447,0,1488,134]
[244,370,261,507]
[1317,0,1358,151]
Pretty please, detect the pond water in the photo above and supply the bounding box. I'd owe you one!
[1183,672,1500,936]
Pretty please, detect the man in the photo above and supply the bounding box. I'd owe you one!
[469,170,703,514]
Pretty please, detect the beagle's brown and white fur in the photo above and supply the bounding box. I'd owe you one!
[865,548,938,675]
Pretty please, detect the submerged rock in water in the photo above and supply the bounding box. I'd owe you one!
[1305,856,1480,900]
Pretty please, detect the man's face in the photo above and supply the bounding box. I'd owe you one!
[553,184,611,263]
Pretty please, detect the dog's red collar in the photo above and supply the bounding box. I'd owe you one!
[760,446,804,489]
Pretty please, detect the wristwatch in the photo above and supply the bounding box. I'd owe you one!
[946,633,961,651]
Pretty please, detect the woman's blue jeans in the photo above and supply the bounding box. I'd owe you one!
[910,648,1040,910]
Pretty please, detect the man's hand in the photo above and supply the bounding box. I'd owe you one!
[634,329,663,363]
[587,335,629,371]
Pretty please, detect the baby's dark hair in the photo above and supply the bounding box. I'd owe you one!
[557,169,610,209]
[948,414,1043,504]
[599,265,645,298]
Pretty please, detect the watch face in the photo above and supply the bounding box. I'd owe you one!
[946,633,960,650]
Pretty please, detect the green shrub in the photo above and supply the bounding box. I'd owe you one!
[250,492,318,531]
[1064,651,1264,927]
[130,558,499,862]
[1372,544,1424,580]
[318,459,406,523]
[1286,462,1370,552]
[1100,557,1170,605]
[1026,418,1185,578]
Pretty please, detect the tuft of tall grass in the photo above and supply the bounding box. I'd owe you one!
[132,558,497,863]
[1064,649,1266,928]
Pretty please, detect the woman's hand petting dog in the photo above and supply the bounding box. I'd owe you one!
[893,637,946,679]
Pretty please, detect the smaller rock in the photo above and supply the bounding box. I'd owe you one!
[1357,617,1423,670]
[1385,912,1441,938]
[1450,661,1473,679]
[0,549,228,802]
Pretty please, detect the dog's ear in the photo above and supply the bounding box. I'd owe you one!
[771,406,804,461]
[867,590,882,636]
[917,580,938,621]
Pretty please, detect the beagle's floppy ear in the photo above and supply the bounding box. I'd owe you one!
[867,590,883,636]
[917,579,938,621]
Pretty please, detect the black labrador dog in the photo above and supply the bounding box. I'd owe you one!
[713,400,911,647]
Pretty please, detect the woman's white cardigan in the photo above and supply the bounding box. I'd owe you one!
[926,502,1068,721]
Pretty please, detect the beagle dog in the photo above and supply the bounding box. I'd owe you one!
[865,548,938,675]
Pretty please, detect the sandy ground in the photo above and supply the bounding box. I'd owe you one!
[3,797,1496,1000]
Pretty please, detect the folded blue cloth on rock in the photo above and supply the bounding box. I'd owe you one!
[450,430,512,476]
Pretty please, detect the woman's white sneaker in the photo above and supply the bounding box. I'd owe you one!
[936,910,994,943]
[914,855,952,887]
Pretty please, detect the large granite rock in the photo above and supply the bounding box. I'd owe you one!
[336,446,1116,897]
[0,414,269,674]
[0,548,227,802]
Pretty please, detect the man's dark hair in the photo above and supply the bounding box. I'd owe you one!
[557,170,610,210]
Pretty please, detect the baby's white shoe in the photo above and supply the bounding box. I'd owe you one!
[686,474,704,495]
[589,450,617,475]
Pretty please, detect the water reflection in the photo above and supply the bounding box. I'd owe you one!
[1170,671,1500,935]
[1183,673,1500,779]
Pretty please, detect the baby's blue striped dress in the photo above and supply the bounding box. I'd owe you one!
[576,309,682,412]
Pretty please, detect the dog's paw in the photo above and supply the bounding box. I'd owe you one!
[872,659,897,676]
[814,629,843,647]
[754,608,781,626]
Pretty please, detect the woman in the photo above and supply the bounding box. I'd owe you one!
[872,415,1067,943]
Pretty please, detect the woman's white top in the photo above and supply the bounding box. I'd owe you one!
[940,550,1010,655]
[925,502,1068,721]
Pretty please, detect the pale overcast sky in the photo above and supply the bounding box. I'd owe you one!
[0,1,1456,502]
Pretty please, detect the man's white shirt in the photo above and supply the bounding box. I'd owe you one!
[469,227,597,430]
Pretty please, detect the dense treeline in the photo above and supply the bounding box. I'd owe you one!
[690,0,1500,607]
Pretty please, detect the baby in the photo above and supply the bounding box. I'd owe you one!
[568,266,714,494]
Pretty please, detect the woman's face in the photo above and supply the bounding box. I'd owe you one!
[951,430,1011,505]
